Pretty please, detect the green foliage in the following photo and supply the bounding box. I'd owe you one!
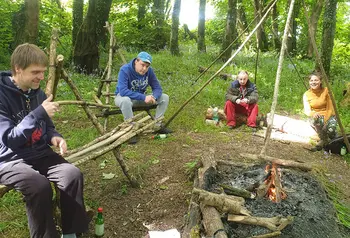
[109,1,171,51]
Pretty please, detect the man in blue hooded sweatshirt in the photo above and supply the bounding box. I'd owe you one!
[0,43,89,238]
[114,52,171,139]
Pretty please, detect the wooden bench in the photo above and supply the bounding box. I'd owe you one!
[96,104,158,119]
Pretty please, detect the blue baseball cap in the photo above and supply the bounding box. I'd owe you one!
[137,51,152,64]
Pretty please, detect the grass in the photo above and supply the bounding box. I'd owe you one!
[0,43,349,236]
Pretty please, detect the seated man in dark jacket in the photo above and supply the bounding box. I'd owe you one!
[224,70,259,129]
[0,43,89,238]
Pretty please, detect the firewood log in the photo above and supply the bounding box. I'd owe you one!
[227,214,294,231]
[240,153,312,171]
[193,188,250,216]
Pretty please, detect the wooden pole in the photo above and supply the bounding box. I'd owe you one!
[45,28,59,97]
[164,0,278,128]
[301,0,350,153]
[260,0,296,157]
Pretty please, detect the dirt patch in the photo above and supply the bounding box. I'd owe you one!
[79,128,350,237]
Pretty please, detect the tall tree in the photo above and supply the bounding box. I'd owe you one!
[170,0,181,55]
[12,0,40,48]
[271,3,281,51]
[237,0,248,34]
[254,0,268,51]
[73,0,112,74]
[152,0,167,50]
[137,0,147,29]
[220,0,237,62]
[197,0,206,52]
[72,0,84,51]
[319,0,337,77]
[286,0,301,55]
[306,0,323,58]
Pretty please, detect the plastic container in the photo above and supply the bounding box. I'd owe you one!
[212,107,219,122]
[340,146,347,156]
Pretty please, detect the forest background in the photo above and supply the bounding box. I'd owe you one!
[0,0,350,237]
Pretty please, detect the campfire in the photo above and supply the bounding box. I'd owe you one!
[257,163,287,203]
[183,151,346,238]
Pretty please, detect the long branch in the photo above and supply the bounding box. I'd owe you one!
[260,0,296,157]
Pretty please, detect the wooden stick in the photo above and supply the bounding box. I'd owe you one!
[240,153,312,171]
[198,66,233,80]
[45,28,59,97]
[260,0,296,157]
[53,55,64,99]
[61,69,105,134]
[228,214,293,231]
[249,231,282,238]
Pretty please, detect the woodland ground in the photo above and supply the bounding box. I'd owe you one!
[75,125,350,238]
[0,49,349,237]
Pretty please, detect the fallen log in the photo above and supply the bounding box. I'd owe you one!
[193,188,249,216]
[240,153,312,171]
[227,214,294,231]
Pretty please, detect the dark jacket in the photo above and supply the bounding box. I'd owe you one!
[115,58,163,101]
[225,79,258,104]
[0,71,61,164]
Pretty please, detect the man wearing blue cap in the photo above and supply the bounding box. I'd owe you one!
[114,52,171,141]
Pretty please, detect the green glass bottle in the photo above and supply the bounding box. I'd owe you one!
[152,134,167,139]
[95,207,104,237]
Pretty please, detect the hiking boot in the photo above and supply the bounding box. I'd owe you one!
[128,136,139,144]
[310,145,323,152]
[156,127,172,134]
[310,140,325,152]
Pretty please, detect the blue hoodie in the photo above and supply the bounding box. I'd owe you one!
[0,71,62,164]
[115,58,162,101]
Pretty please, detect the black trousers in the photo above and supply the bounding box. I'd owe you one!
[0,150,89,238]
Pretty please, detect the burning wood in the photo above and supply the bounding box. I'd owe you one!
[257,163,287,203]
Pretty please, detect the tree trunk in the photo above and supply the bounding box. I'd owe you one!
[319,0,337,77]
[137,0,147,29]
[152,0,167,50]
[286,0,300,55]
[220,0,237,62]
[73,0,112,74]
[170,0,181,55]
[12,0,39,48]
[306,0,323,58]
[197,0,206,52]
[237,0,248,33]
[72,0,84,50]
[254,0,269,52]
[271,3,281,51]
